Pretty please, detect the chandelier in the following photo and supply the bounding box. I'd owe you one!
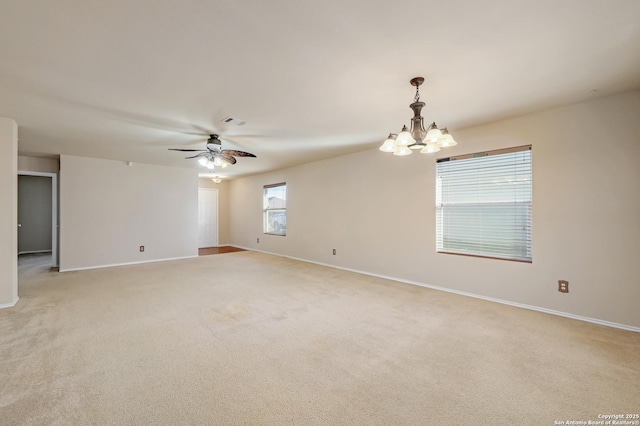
[379,77,457,156]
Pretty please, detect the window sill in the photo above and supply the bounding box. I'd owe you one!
[437,251,532,263]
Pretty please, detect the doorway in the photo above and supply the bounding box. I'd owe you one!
[198,188,219,248]
[17,171,58,267]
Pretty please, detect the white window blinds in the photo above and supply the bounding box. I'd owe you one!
[436,145,532,262]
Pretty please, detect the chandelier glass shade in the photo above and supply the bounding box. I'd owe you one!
[380,77,457,156]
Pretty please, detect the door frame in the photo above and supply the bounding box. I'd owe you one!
[17,170,58,267]
[198,188,219,248]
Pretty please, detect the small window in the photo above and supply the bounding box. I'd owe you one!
[263,183,286,236]
[436,145,532,262]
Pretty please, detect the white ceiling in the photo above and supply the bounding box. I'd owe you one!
[1,0,639,178]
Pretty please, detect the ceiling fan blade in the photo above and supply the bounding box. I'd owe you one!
[169,148,207,152]
[221,149,256,158]
[180,130,210,136]
[191,124,215,135]
[218,154,237,165]
[185,152,209,159]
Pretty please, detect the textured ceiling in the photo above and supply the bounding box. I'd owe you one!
[1,0,639,177]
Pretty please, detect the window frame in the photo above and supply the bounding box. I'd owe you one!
[435,145,532,263]
[263,182,287,236]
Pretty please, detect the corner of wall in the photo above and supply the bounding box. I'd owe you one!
[0,118,19,307]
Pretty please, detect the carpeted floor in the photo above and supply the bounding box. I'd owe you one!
[1,252,639,425]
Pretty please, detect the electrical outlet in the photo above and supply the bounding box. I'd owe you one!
[139,246,144,252]
[332,249,336,255]
[558,280,569,293]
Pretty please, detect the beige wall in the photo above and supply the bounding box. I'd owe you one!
[0,118,18,307]
[198,178,230,245]
[18,155,59,173]
[60,155,199,271]
[229,90,640,329]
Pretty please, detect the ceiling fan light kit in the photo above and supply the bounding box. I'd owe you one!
[169,134,256,171]
[380,76,457,156]
[198,156,229,169]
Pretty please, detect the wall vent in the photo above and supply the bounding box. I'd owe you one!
[222,117,246,126]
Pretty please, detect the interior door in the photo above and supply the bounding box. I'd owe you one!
[198,188,219,248]
[18,175,53,256]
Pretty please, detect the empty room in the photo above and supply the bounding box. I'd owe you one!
[1,1,639,425]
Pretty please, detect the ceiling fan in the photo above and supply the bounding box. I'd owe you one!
[169,134,256,170]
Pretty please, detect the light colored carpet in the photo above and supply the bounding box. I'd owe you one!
[1,252,639,425]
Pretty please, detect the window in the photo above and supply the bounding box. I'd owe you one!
[263,183,286,236]
[436,145,532,262]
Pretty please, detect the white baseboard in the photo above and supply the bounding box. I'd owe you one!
[0,297,19,309]
[59,255,199,272]
[234,245,640,333]
[18,250,53,255]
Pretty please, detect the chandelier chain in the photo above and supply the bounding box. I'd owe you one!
[414,85,420,103]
